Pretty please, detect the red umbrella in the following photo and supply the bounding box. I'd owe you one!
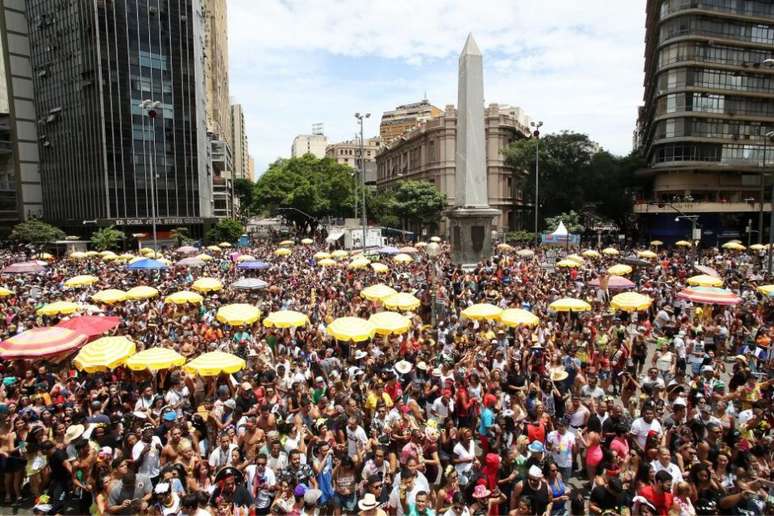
[588,276,635,290]
[1,261,45,274]
[677,286,741,306]
[57,316,121,338]
[0,327,87,360]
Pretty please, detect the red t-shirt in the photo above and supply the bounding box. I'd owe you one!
[639,485,674,516]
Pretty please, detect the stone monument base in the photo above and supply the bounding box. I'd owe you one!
[446,206,500,268]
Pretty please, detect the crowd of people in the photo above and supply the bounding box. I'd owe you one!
[0,236,772,516]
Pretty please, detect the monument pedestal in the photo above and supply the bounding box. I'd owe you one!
[446,206,500,268]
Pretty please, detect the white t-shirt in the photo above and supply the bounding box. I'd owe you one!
[132,437,163,478]
[345,425,368,458]
[431,397,454,422]
[650,460,683,486]
[452,441,475,478]
[245,464,276,509]
[208,444,238,469]
[630,417,663,449]
[546,430,576,468]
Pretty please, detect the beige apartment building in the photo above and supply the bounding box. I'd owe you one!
[203,0,231,145]
[380,100,443,143]
[375,104,532,231]
[230,103,249,180]
[325,137,382,184]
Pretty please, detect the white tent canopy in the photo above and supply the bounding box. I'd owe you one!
[551,221,569,237]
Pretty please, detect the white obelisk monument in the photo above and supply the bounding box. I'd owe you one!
[447,34,500,266]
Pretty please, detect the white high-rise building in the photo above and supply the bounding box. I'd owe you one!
[291,132,327,159]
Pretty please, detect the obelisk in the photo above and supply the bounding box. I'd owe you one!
[446,34,500,267]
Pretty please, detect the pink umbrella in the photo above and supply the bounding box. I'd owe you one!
[588,276,635,290]
[57,316,121,339]
[1,261,45,274]
[695,265,720,277]
[176,257,206,267]
[176,245,198,255]
[677,286,741,306]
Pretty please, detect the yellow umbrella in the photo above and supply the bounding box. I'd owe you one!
[687,274,723,287]
[301,238,314,245]
[326,317,376,342]
[610,292,653,312]
[517,249,535,257]
[73,336,135,373]
[118,253,135,260]
[69,251,88,260]
[0,287,14,298]
[369,311,411,335]
[650,240,664,246]
[37,301,80,316]
[85,251,99,257]
[128,256,145,264]
[314,252,331,260]
[34,252,54,260]
[582,250,600,259]
[126,347,185,371]
[393,253,413,264]
[195,253,213,262]
[549,298,592,312]
[637,250,658,259]
[236,254,256,262]
[99,250,117,258]
[348,258,371,270]
[757,285,774,296]
[274,248,292,257]
[219,242,232,248]
[461,303,503,321]
[184,351,246,376]
[750,243,766,251]
[675,240,692,247]
[556,259,580,268]
[91,289,128,304]
[207,245,222,253]
[331,250,348,259]
[191,277,223,293]
[216,304,261,326]
[64,275,99,288]
[607,264,633,276]
[371,263,389,273]
[567,254,585,264]
[497,243,514,252]
[361,284,397,301]
[602,247,619,256]
[430,236,442,243]
[165,291,204,305]
[278,240,294,246]
[722,241,746,251]
[318,258,337,267]
[500,308,540,328]
[126,286,159,300]
[383,292,421,311]
[263,310,309,328]
[157,258,172,266]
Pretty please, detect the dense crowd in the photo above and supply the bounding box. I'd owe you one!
[0,237,773,516]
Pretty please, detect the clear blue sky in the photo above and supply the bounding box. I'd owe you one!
[228,0,647,179]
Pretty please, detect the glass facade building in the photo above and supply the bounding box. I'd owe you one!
[635,0,774,241]
[25,0,211,228]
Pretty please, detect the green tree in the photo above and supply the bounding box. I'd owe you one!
[206,218,244,244]
[394,180,447,234]
[9,219,65,244]
[233,178,255,221]
[504,131,641,233]
[545,211,585,234]
[253,155,358,232]
[90,225,126,251]
[170,227,192,246]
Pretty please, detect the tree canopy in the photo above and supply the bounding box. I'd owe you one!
[503,131,644,233]
[392,180,447,233]
[206,218,244,244]
[9,219,65,244]
[90,226,126,251]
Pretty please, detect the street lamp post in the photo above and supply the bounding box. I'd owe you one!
[530,121,543,245]
[355,113,370,251]
[426,242,441,326]
[141,99,162,251]
[676,214,700,263]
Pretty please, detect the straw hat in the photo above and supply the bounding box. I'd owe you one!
[549,368,569,382]
[358,493,382,510]
[394,360,413,375]
[64,424,86,444]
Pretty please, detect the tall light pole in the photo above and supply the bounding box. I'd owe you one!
[676,214,700,263]
[141,99,161,251]
[531,121,543,245]
[355,113,370,251]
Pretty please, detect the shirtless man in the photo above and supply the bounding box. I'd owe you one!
[238,417,265,462]
[161,425,191,466]
[256,404,277,433]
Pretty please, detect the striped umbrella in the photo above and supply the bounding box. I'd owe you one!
[73,336,136,373]
[0,327,87,360]
[676,286,741,306]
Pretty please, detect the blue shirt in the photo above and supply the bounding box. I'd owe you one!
[478,407,495,437]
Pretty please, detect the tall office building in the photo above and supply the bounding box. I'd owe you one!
[0,1,41,228]
[291,133,327,159]
[230,103,249,180]
[325,136,381,185]
[635,0,774,242]
[379,99,442,144]
[247,155,255,181]
[203,0,229,145]
[25,0,211,230]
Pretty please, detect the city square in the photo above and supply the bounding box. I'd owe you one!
[0,1,773,515]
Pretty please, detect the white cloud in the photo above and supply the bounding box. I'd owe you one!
[228,0,647,177]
